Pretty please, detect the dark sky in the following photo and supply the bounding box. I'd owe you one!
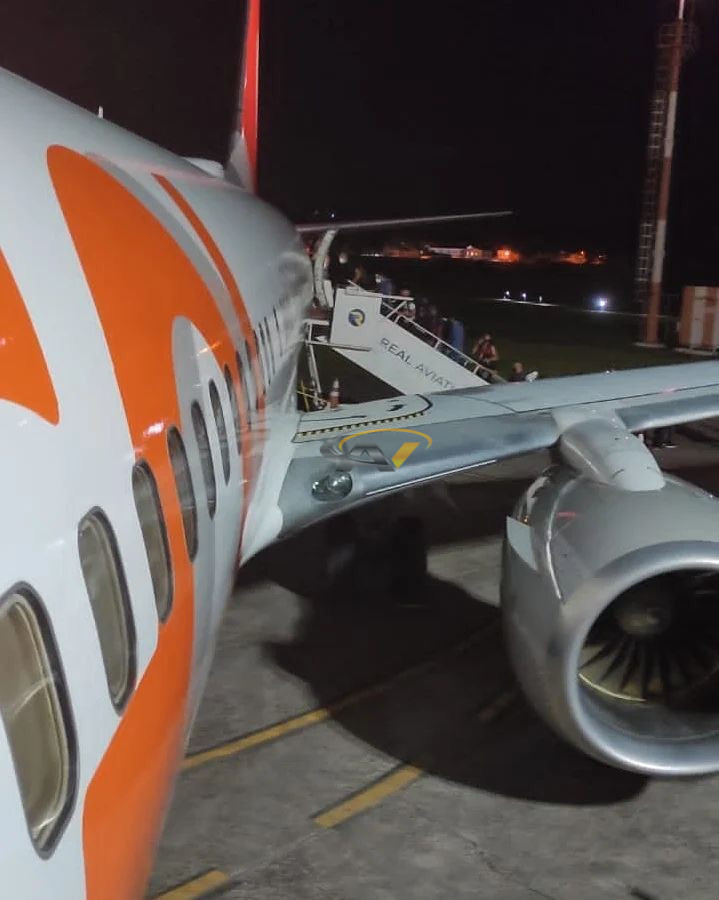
[3,0,718,281]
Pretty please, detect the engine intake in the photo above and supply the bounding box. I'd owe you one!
[502,465,719,776]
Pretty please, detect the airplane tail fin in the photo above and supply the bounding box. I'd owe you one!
[225,0,260,192]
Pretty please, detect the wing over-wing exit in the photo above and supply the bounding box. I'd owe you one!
[3,1,719,898]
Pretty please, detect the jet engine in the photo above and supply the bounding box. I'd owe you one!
[502,465,719,775]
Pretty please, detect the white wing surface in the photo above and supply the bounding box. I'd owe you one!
[278,361,719,535]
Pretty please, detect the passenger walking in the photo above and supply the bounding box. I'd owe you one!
[329,250,352,286]
[352,264,374,291]
[404,297,416,321]
[415,298,429,328]
[448,318,465,352]
[376,272,395,297]
[472,333,499,370]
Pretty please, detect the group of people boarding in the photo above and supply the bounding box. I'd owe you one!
[339,260,531,383]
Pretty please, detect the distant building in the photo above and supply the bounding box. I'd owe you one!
[382,242,423,259]
[679,286,719,350]
[556,249,588,265]
[426,244,492,260]
[378,242,603,266]
[494,246,521,263]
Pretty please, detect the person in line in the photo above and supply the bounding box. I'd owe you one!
[472,333,499,370]
[427,304,440,337]
[395,288,416,321]
[397,287,411,304]
[415,297,429,328]
[509,361,527,382]
[448,317,465,353]
[351,264,375,291]
[375,272,395,297]
[329,250,352,286]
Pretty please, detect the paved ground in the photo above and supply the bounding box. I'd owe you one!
[149,430,719,900]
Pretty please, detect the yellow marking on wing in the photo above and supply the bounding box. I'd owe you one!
[337,427,432,450]
[392,441,420,468]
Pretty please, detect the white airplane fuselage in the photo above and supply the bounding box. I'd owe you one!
[11,19,719,895]
[0,68,311,898]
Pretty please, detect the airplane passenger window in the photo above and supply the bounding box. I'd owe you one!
[209,379,230,484]
[263,318,276,375]
[224,365,243,454]
[0,587,76,854]
[243,341,259,412]
[273,308,282,354]
[264,321,274,376]
[191,402,217,519]
[167,427,198,560]
[254,329,266,385]
[78,510,137,712]
[132,462,173,621]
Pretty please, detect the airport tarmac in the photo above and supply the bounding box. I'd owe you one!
[150,429,719,900]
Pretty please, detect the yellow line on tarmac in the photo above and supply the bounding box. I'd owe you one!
[183,624,496,773]
[153,868,229,899]
[183,707,332,771]
[313,763,424,829]
[312,686,518,830]
[477,689,517,724]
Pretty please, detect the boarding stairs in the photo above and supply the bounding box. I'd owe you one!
[305,284,498,400]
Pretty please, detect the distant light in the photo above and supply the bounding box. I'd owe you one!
[521,292,527,300]
[538,295,543,303]
[504,290,510,298]
[594,296,609,310]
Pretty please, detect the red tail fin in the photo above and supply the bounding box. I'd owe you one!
[226,0,260,191]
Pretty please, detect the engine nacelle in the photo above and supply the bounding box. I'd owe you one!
[502,465,719,775]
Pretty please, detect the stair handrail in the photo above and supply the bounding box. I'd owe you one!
[312,286,506,384]
[378,298,504,383]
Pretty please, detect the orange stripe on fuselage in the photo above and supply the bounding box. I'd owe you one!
[153,175,265,413]
[153,174,265,512]
[47,145,249,900]
[0,250,59,424]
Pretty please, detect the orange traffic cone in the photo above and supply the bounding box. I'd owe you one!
[328,378,340,409]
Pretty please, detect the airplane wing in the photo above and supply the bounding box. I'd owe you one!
[295,210,512,234]
[278,361,719,536]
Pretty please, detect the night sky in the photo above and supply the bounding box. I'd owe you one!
[3,0,719,284]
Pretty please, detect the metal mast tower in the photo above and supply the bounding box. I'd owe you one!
[635,0,690,343]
